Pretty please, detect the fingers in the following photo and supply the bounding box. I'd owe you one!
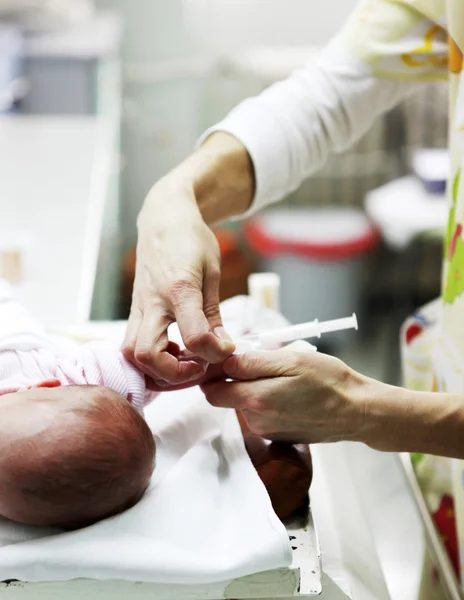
[202,377,280,412]
[170,279,234,363]
[223,348,302,381]
[203,260,235,347]
[147,362,227,393]
[123,306,206,384]
[201,380,252,409]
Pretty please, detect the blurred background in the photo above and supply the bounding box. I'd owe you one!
[0,3,456,599]
[0,0,448,387]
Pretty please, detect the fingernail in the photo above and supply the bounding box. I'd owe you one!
[214,327,233,342]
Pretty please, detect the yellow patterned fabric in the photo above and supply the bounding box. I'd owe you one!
[341,0,464,581]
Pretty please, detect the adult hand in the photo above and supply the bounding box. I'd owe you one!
[122,176,235,386]
[201,344,369,444]
[145,345,227,393]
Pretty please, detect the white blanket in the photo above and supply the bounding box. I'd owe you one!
[0,294,292,584]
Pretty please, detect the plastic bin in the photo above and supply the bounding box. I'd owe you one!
[244,207,379,345]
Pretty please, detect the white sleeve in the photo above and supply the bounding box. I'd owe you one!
[0,280,54,351]
[198,38,415,215]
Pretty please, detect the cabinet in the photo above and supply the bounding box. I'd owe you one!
[17,11,124,321]
[21,11,122,116]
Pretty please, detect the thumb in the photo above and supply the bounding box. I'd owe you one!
[172,280,233,363]
[224,341,317,381]
[203,261,235,349]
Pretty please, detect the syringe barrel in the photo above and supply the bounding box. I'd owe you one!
[258,321,321,345]
[235,314,358,354]
[318,314,358,335]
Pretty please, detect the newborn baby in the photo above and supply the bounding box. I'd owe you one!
[0,282,312,531]
[0,283,158,530]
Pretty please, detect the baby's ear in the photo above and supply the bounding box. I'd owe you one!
[33,379,62,389]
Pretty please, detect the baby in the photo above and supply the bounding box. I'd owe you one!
[0,282,162,530]
[0,282,313,531]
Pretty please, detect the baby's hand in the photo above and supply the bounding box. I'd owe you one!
[145,346,228,393]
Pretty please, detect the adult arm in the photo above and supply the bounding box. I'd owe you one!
[202,346,464,460]
[124,0,447,384]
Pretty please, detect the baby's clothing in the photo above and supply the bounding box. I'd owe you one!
[0,281,150,413]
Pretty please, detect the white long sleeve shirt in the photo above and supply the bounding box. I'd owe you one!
[200,0,449,215]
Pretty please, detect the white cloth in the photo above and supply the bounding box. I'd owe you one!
[365,176,448,249]
[0,280,55,352]
[198,38,414,216]
[0,294,292,584]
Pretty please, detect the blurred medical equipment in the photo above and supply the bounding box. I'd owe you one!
[0,231,30,284]
[19,10,121,115]
[365,177,448,251]
[411,148,449,194]
[244,208,379,345]
[248,272,281,311]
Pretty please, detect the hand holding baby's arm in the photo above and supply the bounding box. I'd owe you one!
[145,360,227,393]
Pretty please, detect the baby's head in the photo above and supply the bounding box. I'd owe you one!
[0,382,155,529]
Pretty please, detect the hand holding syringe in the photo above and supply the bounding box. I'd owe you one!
[148,314,358,391]
[234,314,358,354]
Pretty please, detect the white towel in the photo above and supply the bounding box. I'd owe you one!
[0,294,292,584]
[365,176,448,250]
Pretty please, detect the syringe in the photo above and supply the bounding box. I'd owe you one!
[234,314,358,354]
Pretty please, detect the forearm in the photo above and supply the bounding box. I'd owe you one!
[151,42,411,227]
[201,39,414,215]
[140,131,253,228]
[357,379,464,459]
[142,2,444,228]
[179,132,255,225]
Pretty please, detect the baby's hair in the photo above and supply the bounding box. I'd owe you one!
[4,387,155,529]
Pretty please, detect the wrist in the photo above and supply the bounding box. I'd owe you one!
[354,379,445,455]
[138,172,200,234]
[339,368,374,444]
[347,374,409,451]
[186,132,255,225]
[140,132,255,229]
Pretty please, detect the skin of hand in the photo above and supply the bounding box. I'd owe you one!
[201,344,369,445]
[200,343,464,459]
[123,133,253,385]
[145,345,228,393]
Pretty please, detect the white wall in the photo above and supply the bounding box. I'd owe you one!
[185,0,359,53]
[98,0,359,60]
[95,0,189,60]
